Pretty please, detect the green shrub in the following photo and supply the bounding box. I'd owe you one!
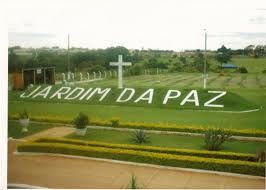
[17,142,265,176]
[73,112,89,129]
[110,117,119,127]
[33,137,257,161]
[262,69,266,74]
[19,110,29,119]
[204,128,231,151]
[8,114,266,138]
[131,130,149,144]
[238,67,248,73]
[127,175,139,189]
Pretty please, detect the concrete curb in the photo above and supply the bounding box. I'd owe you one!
[7,183,47,189]
[14,151,265,180]
[9,119,266,142]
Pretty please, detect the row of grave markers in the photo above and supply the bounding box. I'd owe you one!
[62,70,118,82]
[62,55,166,88]
[62,69,165,81]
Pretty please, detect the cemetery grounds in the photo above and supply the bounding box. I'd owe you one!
[8,71,266,180]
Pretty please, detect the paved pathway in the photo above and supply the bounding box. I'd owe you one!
[22,126,75,141]
[8,140,265,189]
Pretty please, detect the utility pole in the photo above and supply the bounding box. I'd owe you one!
[67,34,70,75]
[203,29,207,89]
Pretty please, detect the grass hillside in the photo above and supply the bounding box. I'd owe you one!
[9,85,258,111]
[8,72,266,130]
[232,57,266,73]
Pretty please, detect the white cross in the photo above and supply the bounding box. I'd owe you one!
[110,55,131,88]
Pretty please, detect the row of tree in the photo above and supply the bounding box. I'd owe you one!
[8,45,266,74]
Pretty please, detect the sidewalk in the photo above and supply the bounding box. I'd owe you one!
[8,140,265,189]
[22,126,75,141]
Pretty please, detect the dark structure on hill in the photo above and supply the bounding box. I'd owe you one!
[220,63,238,69]
[13,66,55,90]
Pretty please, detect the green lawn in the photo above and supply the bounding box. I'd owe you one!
[8,96,266,130]
[8,73,266,130]
[9,85,258,111]
[66,128,266,154]
[232,57,266,73]
[75,72,266,89]
[8,120,53,139]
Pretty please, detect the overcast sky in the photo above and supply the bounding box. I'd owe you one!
[7,0,266,50]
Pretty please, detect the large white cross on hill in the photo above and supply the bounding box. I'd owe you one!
[110,55,131,88]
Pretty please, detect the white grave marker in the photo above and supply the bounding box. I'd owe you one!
[79,72,83,81]
[62,73,66,81]
[98,71,102,79]
[67,72,71,80]
[110,55,132,88]
[93,72,96,79]
[71,73,75,80]
[104,71,107,78]
[87,72,90,80]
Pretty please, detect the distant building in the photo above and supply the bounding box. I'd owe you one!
[13,66,55,90]
[220,63,238,69]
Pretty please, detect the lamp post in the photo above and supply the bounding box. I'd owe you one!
[67,34,70,74]
[203,29,207,89]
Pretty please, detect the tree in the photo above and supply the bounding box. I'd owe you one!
[104,46,130,68]
[179,56,187,65]
[192,51,206,72]
[254,45,265,58]
[215,45,232,67]
[8,49,18,72]
[244,45,255,56]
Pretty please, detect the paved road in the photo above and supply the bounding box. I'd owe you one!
[8,140,265,189]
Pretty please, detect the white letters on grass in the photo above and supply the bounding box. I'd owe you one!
[50,87,72,99]
[134,89,154,104]
[116,88,135,102]
[79,88,93,100]
[65,87,85,100]
[204,91,226,108]
[163,90,181,104]
[20,86,42,98]
[86,88,111,101]
[180,90,199,106]
[32,86,52,98]
[19,86,227,108]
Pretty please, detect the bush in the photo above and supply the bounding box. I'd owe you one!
[204,128,231,151]
[131,130,149,144]
[17,142,265,176]
[127,175,139,189]
[256,149,266,162]
[110,117,119,127]
[8,114,266,138]
[262,69,266,74]
[73,112,89,129]
[19,110,29,119]
[238,67,248,73]
[33,137,257,161]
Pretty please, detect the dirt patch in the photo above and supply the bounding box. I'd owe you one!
[23,127,75,140]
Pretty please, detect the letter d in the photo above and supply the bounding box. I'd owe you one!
[116,88,135,102]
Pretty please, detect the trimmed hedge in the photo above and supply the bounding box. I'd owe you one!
[9,114,266,137]
[17,142,265,176]
[33,137,257,161]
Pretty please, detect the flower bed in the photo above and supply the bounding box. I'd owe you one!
[33,137,257,161]
[9,114,266,138]
[17,142,265,176]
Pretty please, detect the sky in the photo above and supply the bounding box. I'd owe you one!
[7,0,266,51]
